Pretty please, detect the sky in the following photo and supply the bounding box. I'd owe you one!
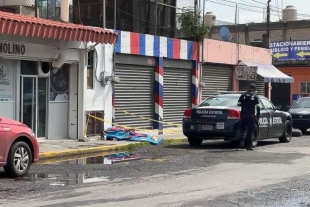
[202,0,307,24]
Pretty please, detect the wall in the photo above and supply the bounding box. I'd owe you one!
[279,67,310,103]
[210,20,310,44]
[202,39,272,65]
[83,43,114,130]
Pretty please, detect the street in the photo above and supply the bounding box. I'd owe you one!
[2,135,310,207]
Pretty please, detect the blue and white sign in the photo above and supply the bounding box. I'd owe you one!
[271,40,310,61]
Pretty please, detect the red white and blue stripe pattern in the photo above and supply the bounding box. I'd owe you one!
[153,57,164,132]
[115,30,198,60]
[191,61,199,107]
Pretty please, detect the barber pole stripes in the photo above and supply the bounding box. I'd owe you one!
[115,30,198,60]
[191,61,199,107]
[154,57,164,133]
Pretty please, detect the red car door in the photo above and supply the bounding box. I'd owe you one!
[0,124,7,162]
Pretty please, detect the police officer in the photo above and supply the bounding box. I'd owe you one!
[237,83,260,150]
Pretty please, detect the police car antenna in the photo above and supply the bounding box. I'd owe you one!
[217,91,246,94]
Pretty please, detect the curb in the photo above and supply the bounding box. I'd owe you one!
[39,138,187,160]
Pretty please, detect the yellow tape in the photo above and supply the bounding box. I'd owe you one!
[115,108,182,127]
[87,114,182,133]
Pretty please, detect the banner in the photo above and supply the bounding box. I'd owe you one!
[50,64,69,101]
[235,66,258,81]
[0,61,13,101]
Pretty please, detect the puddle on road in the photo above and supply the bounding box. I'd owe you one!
[18,172,112,186]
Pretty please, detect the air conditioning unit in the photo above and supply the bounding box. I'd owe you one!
[37,62,51,76]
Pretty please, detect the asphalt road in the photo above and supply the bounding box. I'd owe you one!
[2,135,310,207]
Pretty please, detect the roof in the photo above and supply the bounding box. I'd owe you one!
[0,11,118,44]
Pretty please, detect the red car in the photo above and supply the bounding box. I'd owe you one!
[0,116,39,177]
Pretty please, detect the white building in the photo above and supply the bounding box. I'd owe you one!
[0,11,117,140]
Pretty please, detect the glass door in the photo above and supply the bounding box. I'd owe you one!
[20,76,48,138]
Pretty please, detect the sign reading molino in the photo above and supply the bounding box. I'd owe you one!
[0,41,58,60]
[0,42,25,55]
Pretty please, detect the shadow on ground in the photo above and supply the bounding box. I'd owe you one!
[165,139,281,152]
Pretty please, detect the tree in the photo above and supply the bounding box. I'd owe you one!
[178,8,210,42]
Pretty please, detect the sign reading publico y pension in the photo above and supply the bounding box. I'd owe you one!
[0,41,58,60]
[235,66,258,80]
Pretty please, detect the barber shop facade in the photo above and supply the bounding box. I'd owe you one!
[0,11,117,140]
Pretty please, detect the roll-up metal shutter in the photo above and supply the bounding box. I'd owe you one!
[239,76,265,96]
[202,65,233,99]
[114,64,154,129]
[271,83,291,111]
[163,67,191,127]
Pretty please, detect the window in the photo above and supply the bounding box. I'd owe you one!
[300,82,310,93]
[87,50,94,89]
[291,98,310,108]
[199,96,240,107]
[260,98,274,110]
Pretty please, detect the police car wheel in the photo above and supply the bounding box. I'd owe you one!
[251,124,259,148]
[187,137,203,147]
[279,120,292,143]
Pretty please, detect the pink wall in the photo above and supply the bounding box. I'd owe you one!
[202,39,272,65]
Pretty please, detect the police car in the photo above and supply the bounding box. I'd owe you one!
[182,91,293,147]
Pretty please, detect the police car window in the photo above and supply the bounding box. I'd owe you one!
[199,96,239,107]
[261,98,274,110]
[291,98,310,108]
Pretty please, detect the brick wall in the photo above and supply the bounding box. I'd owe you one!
[209,20,310,44]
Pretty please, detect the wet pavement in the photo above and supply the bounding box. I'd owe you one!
[2,136,310,206]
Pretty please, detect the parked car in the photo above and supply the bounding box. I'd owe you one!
[288,97,310,134]
[0,116,39,176]
[182,92,292,147]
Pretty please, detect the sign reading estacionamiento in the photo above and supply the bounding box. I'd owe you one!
[271,40,310,61]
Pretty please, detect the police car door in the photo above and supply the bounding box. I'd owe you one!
[260,97,282,137]
[257,98,270,138]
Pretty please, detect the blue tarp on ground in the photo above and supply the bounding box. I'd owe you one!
[102,127,164,145]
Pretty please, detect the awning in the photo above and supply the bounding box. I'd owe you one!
[0,11,118,44]
[242,61,294,83]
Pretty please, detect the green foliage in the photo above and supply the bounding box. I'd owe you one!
[178,8,210,42]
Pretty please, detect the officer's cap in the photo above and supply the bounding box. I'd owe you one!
[249,83,256,89]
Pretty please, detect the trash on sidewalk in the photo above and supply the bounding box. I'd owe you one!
[103,152,142,164]
[101,127,164,145]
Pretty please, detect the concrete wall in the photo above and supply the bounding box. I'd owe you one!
[203,39,272,65]
[209,20,310,44]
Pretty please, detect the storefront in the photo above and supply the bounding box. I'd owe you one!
[163,59,192,126]
[276,67,309,105]
[201,64,233,99]
[114,54,155,129]
[0,11,117,139]
[237,62,293,99]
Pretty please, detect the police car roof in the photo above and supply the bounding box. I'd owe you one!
[217,93,265,98]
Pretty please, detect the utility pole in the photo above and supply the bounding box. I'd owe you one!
[194,0,198,41]
[103,0,106,28]
[154,0,158,35]
[114,0,117,29]
[34,0,38,17]
[266,0,271,48]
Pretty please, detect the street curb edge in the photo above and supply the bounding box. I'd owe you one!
[39,138,187,160]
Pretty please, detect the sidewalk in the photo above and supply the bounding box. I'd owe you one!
[39,133,186,159]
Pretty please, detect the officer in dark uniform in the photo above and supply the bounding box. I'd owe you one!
[237,84,260,150]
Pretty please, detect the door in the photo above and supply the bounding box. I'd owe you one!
[260,97,282,137]
[0,124,6,162]
[114,64,154,129]
[20,76,48,138]
[257,99,270,139]
[163,67,191,127]
[239,76,265,96]
[202,65,232,99]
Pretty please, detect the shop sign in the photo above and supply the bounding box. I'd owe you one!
[0,62,13,101]
[235,66,258,81]
[0,41,58,60]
